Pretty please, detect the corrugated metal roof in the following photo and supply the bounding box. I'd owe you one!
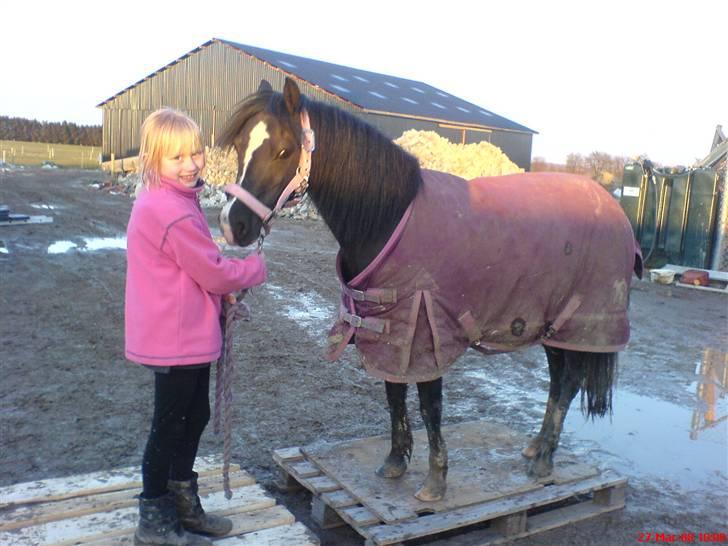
[219,39,534,134]
[98,38,536,134]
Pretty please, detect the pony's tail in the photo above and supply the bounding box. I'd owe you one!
[578,351,618,419]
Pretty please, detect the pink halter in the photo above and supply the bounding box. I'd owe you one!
[223,110,315,243]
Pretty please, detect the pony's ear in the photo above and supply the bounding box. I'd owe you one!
[257,79,272,93]
[283,77,301,115]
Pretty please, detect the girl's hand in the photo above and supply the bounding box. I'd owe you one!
[224,293,237,305]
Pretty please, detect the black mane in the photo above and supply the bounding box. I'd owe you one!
[304,99,422,247]
[220,90,423,247]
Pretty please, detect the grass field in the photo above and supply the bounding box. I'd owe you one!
[0,140,101,169]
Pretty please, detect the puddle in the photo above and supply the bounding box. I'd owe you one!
[47,237,127,254]
[566,388,727,490]
[565,351,728,490]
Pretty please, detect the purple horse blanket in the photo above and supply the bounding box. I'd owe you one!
[327,169,641,383]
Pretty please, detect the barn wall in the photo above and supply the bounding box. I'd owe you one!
[488,130,533,171]
[100,42,359,161]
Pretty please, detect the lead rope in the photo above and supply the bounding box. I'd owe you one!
[214,293,250,499]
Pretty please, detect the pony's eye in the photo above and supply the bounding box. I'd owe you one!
[277,149,288,159]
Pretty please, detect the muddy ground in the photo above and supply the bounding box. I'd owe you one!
[1,168,726,545]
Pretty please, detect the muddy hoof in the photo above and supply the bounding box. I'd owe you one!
[414,482,445,502]
[414,472,446,502]
[527,457,553,478]
[376,456,407,479]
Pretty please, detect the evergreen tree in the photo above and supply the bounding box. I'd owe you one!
[0,116,101,145]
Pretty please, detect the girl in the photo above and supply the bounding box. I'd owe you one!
[125,108,266,545]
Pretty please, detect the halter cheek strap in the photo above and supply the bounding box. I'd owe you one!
[223,110,315,241]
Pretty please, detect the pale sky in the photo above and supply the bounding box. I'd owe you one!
[2,0,724,166]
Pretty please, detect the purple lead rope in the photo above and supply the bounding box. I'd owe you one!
[214,295,250,499]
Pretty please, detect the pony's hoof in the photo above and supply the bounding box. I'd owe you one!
[414,483,445,502]
[527,457,553,478]
[376,457,407,479]
[521,442,538,459]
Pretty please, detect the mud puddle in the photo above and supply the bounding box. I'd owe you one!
[566,379,727,491]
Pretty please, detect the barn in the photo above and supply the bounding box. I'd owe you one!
[97,38,536,171]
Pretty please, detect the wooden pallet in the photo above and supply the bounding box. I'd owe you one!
[0,455,319,545]
[274,421,626,546]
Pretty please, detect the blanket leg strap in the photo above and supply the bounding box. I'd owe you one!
[542,295,583,340]
[457,310,482,345]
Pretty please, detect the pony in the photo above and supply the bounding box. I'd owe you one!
[218,77,642,502]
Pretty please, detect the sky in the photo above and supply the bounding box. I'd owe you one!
[2,0,724,166]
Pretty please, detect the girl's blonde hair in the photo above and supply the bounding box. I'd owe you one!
[137,108,204,187]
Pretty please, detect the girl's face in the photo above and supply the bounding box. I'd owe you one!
[159,149,205,187]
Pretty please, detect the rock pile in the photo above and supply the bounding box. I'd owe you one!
[395,130,523,178]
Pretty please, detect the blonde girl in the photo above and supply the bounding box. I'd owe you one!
[125,108,266,545]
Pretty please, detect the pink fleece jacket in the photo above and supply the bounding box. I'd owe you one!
[125,177,266,366]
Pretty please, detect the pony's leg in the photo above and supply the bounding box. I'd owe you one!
[414,378,448,502]
[376,381,412,479]
[527,350,583,478]
[523,346,564,459]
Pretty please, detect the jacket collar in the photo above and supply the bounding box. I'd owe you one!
[159,176,204,196]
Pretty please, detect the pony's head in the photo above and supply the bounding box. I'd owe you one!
[218,78,308,247]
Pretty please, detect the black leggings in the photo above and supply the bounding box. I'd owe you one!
[142,366,211,499]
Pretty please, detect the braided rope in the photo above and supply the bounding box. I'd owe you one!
[214,295,250,500]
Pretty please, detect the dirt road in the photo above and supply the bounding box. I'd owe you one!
[1,168,726,545]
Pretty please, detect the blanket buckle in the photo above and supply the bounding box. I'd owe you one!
[342,312,363,328]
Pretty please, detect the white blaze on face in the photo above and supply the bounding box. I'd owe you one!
[220,120,270,244]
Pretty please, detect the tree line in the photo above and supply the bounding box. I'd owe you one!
[0,116,102,146]
[532,152,629,190]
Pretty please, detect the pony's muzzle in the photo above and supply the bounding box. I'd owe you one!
[219,200,238,246]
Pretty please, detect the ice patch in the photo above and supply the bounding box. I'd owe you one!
[48,236,127,254]
[82,237,127,251]
[264,283,334,344]
[48,240,78,254]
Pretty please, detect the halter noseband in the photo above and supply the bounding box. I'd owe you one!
[223,110,315,248]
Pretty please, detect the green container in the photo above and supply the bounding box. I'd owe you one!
[660,171,690,264]
[620,163,644,239]
[638,174,661,255]
[682,169,719,269]
[619,164,718,268]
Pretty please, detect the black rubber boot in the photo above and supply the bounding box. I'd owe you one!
[134,492,212,546]
[167,473,233,537]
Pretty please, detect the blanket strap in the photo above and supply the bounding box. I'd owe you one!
[457,311,482,345]
[340,310,389,334]
[542,295,583,340]
[342,286,397,304]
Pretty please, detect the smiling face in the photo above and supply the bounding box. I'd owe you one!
[159,148,205,187]
[137,108,205,189]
